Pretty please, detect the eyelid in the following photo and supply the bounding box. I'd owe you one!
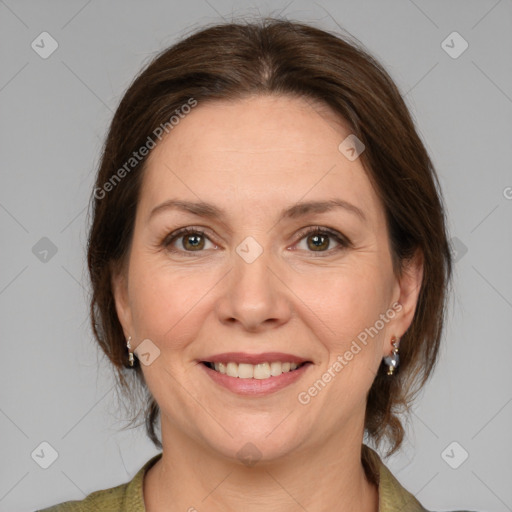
[294,225,349,242]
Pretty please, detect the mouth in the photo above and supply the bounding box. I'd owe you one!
[201,360,310,379]
[198,352,313,395]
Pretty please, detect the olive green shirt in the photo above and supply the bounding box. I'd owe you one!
[38,446,468,511]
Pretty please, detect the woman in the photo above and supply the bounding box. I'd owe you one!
[40,18,473,512]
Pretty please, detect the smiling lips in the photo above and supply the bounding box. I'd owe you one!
[202,351,310,378]
[200,351,312,388]
[202,351,309,365]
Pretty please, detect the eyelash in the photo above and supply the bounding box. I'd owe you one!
[161,226,351,257]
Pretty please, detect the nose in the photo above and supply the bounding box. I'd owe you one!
[215,244,293,333]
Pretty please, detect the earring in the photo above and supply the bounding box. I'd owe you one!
[383,336,400,375]
[126,336,134,367]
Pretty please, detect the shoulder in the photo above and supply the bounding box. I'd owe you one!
[362,445,478,512]
[37,453,162,512]
[37,482,129,512]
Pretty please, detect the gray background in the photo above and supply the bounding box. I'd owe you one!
[1,1,511,511]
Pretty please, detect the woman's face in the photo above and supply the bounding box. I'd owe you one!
[113,94,421,462]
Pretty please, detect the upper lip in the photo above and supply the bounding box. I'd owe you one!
[200,352,310,365]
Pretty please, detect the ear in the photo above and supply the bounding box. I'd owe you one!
[111,262,133,339]
[389,248,424,345]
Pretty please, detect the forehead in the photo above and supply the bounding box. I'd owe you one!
[140,95,381,221]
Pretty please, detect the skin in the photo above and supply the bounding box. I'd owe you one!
[112,94,423,512]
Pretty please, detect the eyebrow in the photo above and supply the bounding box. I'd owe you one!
[148,198,366,224]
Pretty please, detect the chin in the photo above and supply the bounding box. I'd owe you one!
[198,420,304,466]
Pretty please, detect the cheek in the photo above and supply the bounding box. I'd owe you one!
[292,268,392,428]
[127,251,220,349]
[292,261,393,405]
[295,260,392,343]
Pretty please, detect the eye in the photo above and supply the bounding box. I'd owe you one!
[293,226,350,255]
[161,225,350,257]
[163,227,217,254]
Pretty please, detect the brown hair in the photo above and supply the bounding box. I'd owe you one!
[87,18,452,460]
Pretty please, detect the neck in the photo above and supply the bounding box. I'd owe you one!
[143,425,379,512]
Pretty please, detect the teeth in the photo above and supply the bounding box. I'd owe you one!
[209,361,303,378]
[254,363,271,379]
[226,362,238,377]
[238,363,254,379]
[270,361,282,376]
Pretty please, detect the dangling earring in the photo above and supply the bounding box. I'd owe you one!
[383,336,400,375]
[126,336,134,367]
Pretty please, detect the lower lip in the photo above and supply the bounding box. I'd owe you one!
[200,362,312,396]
